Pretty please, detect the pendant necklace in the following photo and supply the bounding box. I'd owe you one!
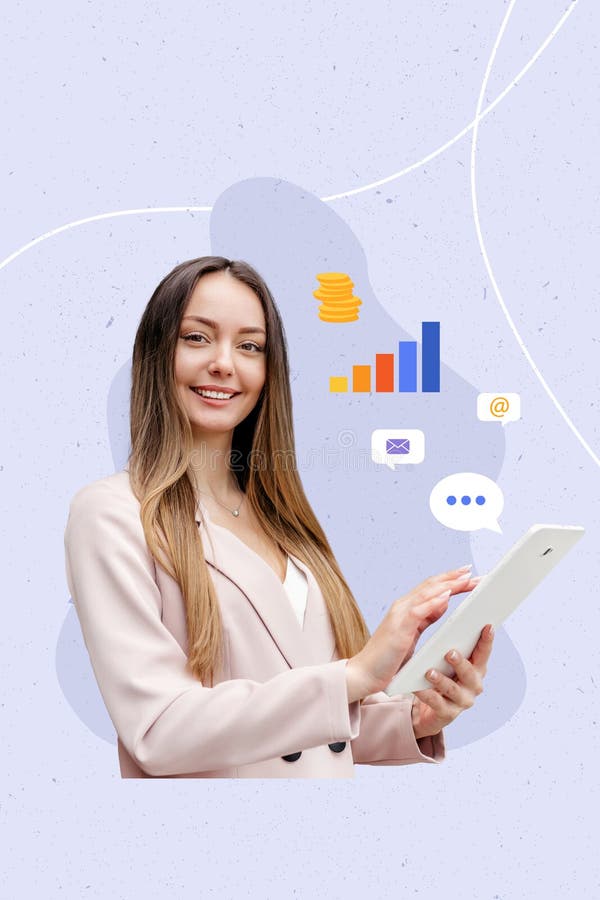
[198,488,245,518]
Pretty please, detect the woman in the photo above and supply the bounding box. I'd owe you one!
[63,255,493,778]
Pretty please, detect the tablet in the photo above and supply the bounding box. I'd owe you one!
[384,524,585,696]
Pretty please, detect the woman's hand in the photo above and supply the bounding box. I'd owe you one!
[345,566,481,702]
[411,624,495,739]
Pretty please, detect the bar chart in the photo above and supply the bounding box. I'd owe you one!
[329,322,441,393]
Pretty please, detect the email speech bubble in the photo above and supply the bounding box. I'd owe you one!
[371,429,425,470]
[429,472,504,533]
[477,392,521,426]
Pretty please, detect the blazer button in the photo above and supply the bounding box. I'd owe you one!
[328,742,346,753]
[281,751,302,762]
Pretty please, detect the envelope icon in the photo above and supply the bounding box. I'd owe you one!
[386,438,411,455]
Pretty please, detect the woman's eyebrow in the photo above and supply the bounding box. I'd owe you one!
[182,315,266,335]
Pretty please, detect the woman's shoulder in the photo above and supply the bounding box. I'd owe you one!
[64,469,160,583]
[64,469,154,559]
[67,469,140,519]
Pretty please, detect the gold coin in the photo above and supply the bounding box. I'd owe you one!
[316,272,353,285]
[316,283,353,292]
[320,300,362,312]
[314,290,360,303]
[313,287,354,299]
[313,288,355,300]
[318,293,362,304]
[319,316,359,324]
[318,311,360,323]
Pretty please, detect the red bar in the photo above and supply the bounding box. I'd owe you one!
[375,354,394,392]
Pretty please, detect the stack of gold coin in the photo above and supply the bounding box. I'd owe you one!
[312,272,362,322]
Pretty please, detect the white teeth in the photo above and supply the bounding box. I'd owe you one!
[193,388,235,400]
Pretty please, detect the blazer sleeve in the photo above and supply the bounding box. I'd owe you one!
[349,688,445,766]
[63,481,363,777]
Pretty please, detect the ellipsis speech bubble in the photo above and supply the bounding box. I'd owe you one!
[429,472,504,533]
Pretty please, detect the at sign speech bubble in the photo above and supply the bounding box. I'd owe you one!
[429,472,504,533]
[477,392,521,426]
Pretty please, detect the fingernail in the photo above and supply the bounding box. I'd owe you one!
[458,564,473,572]
[488,624,495,638]
[448,650,458,662]
[427,669,439,681]
[470,575,482,584]
[438,589,452,600]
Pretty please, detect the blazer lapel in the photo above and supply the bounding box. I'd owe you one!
[195,499,336,669]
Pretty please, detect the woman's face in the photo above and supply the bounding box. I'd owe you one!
[174,269,267,440]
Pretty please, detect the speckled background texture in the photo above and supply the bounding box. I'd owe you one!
[2,1,598,897]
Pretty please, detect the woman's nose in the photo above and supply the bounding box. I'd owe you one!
[207,344,235,375]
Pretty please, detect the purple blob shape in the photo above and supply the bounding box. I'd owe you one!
[58,176,524,752]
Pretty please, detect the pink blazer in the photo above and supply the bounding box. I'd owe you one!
[63,470,444,778]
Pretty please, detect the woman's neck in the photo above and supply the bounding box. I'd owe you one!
[190,435,242,499]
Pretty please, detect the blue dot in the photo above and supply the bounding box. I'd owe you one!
[461,495,471,505]
[446,495,457,505]
[476,495,486,505]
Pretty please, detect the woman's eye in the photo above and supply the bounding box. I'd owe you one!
[181,334,263,352]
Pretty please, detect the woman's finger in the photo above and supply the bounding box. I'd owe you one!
[415,572,478,605]
[425,668,475,708]
[449,574,483,597]
[414,574,468,600]
[468,624,495,672]
[409,565,478,599]
[413,687,459,720]
[411,576,482,624]
[411,595,451,632]
[418,567,472,593]
[420,573,481,601]
[443,651,483,696]
[430,565,474,583]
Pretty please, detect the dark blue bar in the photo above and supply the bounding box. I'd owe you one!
[398,341,417,392]
[422,321,440,392]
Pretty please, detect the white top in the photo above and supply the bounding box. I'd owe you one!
[282,556,308,628]
[196,498,309,628]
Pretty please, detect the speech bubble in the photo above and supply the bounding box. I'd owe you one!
[477,392,521,427]
[429,472,504,533]
[371,429,425,470]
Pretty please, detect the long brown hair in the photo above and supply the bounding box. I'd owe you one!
[128,256,371,684]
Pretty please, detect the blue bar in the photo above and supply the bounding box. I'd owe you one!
[398,341,417,392]
[422,321,440,392]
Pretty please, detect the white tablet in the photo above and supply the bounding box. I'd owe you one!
[385,524,585,696]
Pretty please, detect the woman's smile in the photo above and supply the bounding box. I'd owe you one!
[190,385,241,406]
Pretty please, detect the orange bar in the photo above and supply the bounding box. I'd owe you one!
[375,354,394,392]
[352,365,371,392]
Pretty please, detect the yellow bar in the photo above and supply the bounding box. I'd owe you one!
[352,365,371,392]
[329,376,348,393]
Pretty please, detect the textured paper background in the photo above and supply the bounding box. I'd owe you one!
[2,1,598,897]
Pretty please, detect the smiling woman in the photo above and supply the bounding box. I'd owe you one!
[63,255,492,778]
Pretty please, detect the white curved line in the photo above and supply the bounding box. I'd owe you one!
[0,3,578,274]
[0,205,213,273]
[471,1,599,469]
[322,1,579,201]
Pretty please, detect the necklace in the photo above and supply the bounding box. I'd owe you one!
[197,487,245,518]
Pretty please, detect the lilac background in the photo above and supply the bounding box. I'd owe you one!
[2,0,599,897]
